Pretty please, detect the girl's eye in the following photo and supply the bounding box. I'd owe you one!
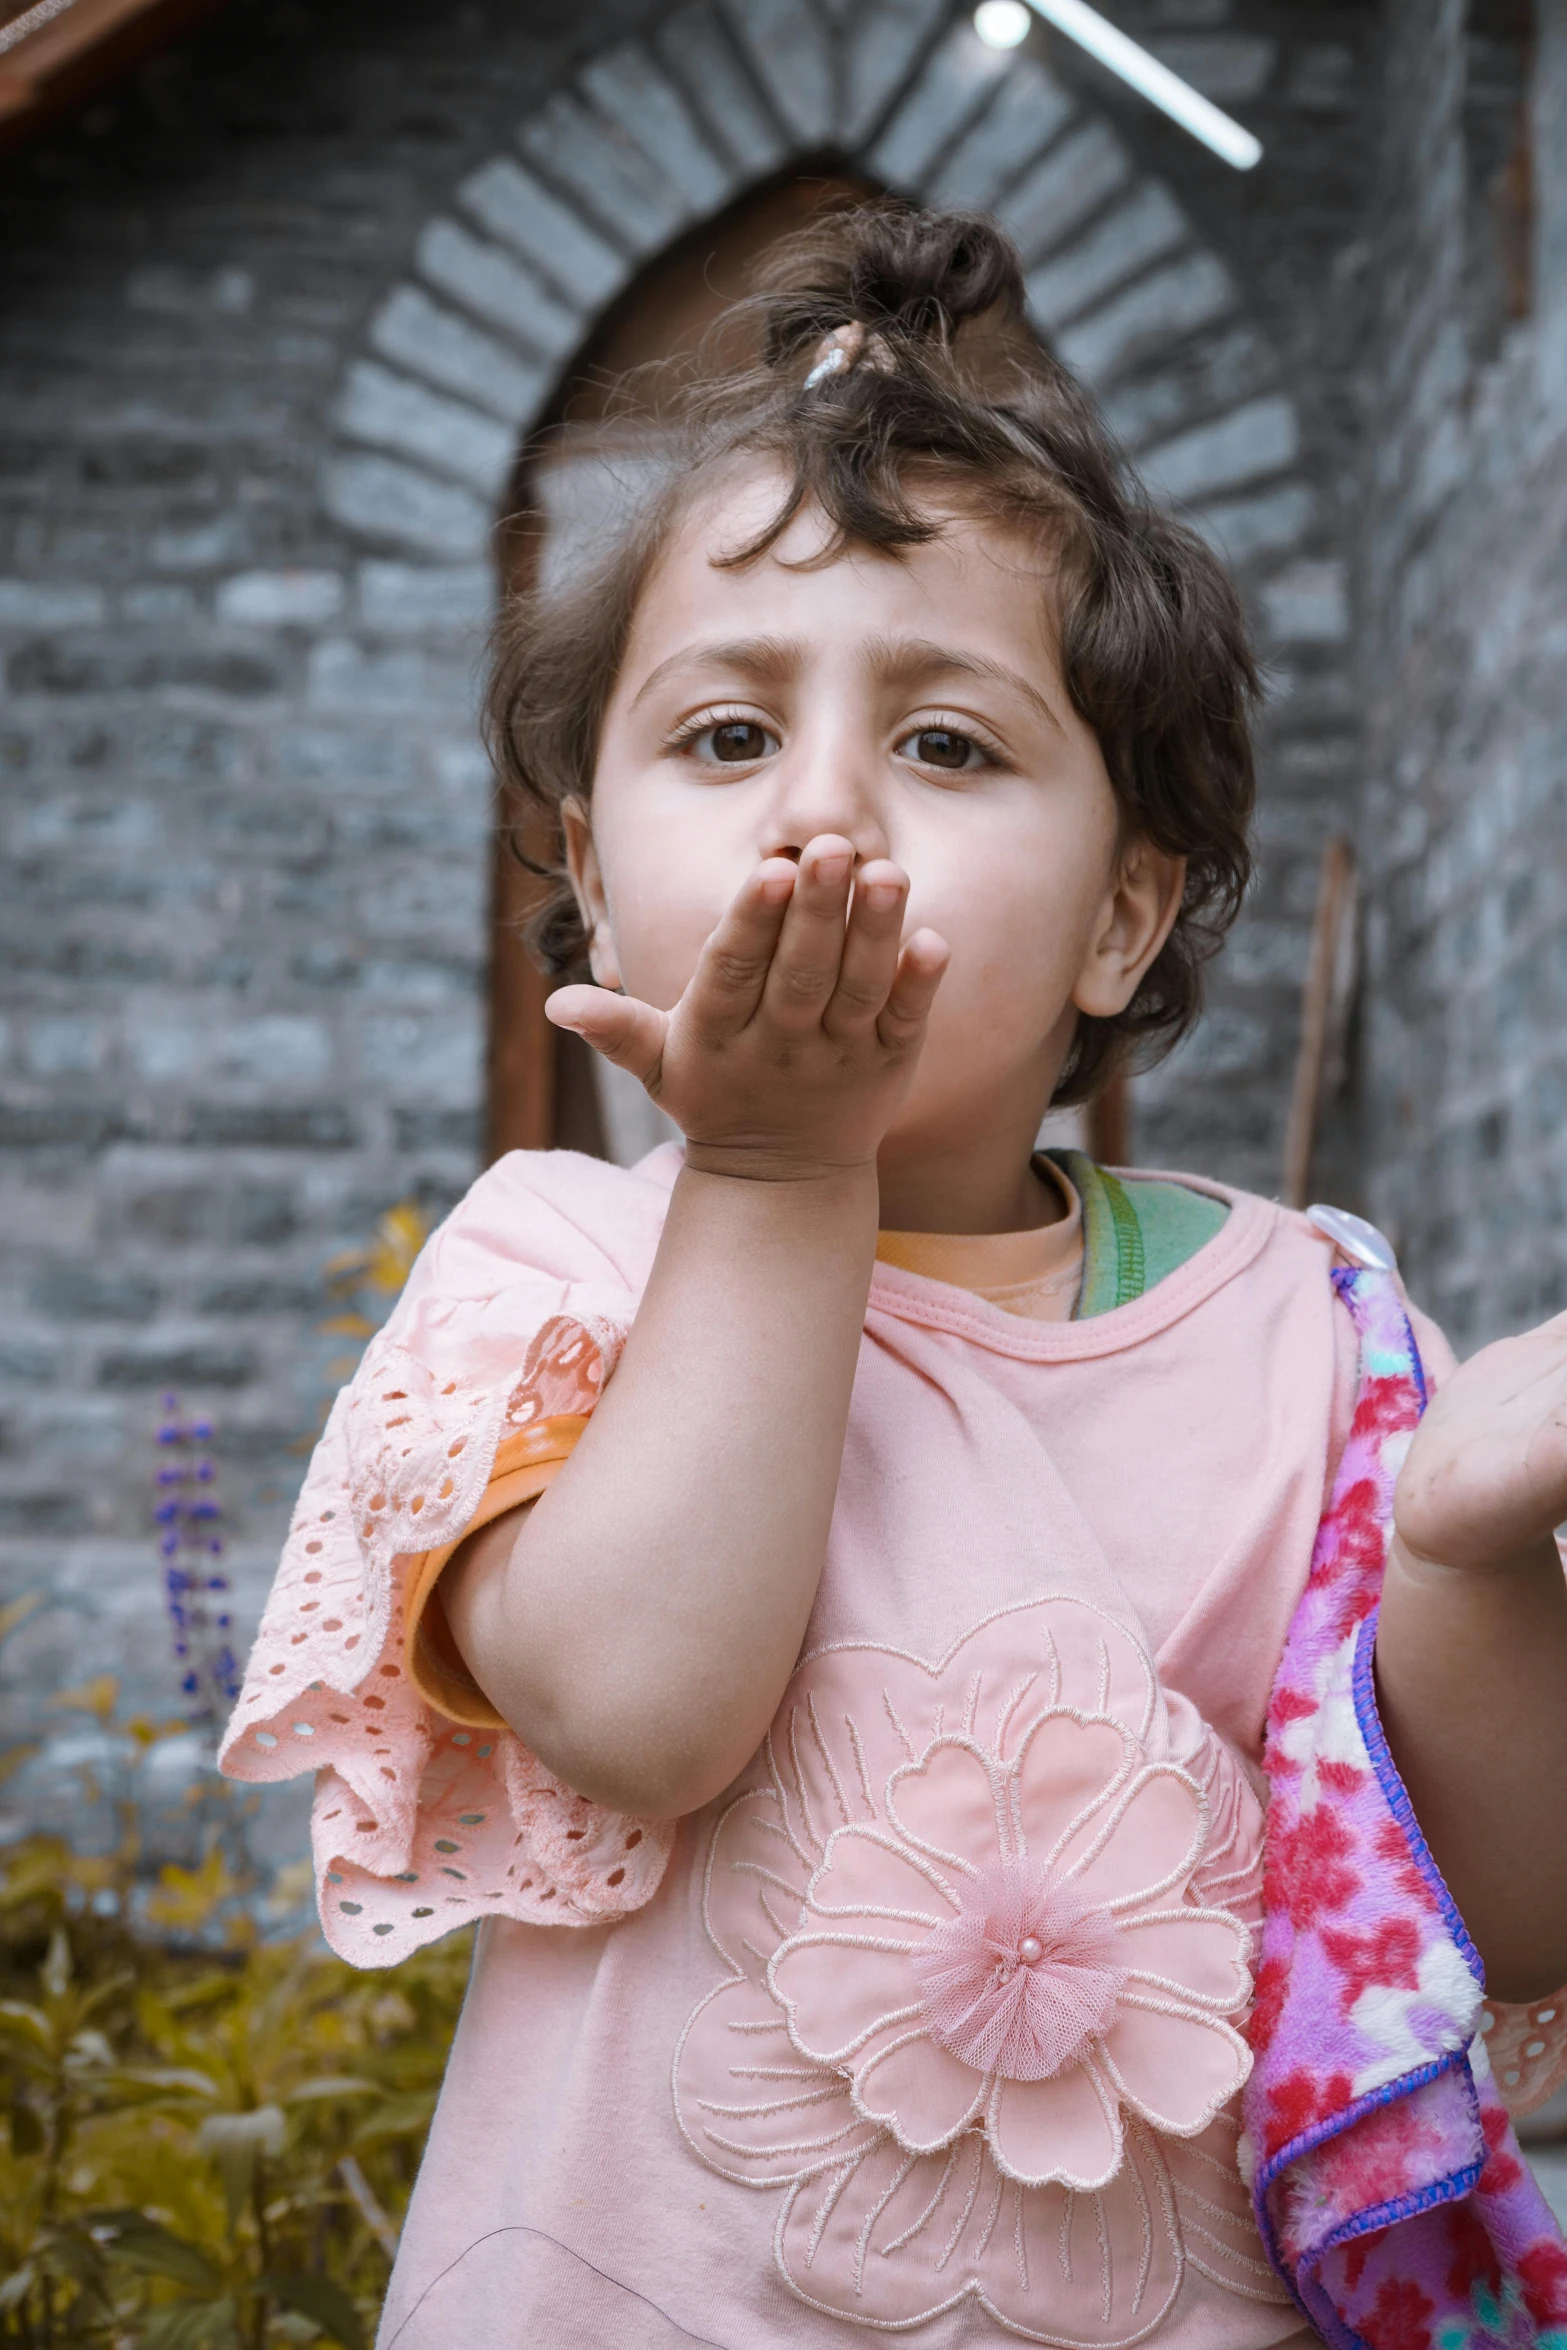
[686,719,777,763]
[900,726,987,772]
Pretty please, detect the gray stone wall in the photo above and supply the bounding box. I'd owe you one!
[0,0,660,1810]
[0,0,1388,1778]
[1357,0,1567,1352]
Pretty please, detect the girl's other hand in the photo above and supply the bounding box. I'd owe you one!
[1379,1308,1567,1998]
[1392,1312,1567,1578]
[544,834,950,1184]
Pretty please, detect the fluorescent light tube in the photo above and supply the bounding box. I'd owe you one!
[1024,0,1262,171]
[0,0,80,56]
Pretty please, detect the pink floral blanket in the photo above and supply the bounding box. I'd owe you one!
[1246,1264,1567,2347]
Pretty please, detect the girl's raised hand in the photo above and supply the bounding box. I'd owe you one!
[545,835,949,1182]
[1393,1311,1567,1576]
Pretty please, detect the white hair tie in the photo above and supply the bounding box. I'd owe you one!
[802,322,867,389]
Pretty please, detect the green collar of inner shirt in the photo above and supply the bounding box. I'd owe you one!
[1042,1149,1229,1320]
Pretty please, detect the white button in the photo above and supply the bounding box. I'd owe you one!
[1307,1204,1398,1272]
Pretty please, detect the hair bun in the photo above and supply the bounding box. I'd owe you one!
[755,203,1027,369]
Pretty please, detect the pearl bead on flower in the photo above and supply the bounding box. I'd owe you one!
[1018,1935,1043,1964]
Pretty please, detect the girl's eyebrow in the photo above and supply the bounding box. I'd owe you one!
[627,636,802,711]
[625,632,1066,738]
[866,635,1066,738]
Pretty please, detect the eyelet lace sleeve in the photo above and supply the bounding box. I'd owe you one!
[1482,1992,1567,2118]
[218,1270,675,1967]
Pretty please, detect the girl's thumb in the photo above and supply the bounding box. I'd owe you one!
[545,986,664,1088]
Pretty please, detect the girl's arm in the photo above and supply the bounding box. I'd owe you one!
[1377,1316,1567,2002]
[442,838,947,1819]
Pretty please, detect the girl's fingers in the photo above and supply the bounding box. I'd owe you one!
[545,986,667,1085]
[686,858,798,1040]
[876,930,950,1052]
[823,860,909,1036]
[760,835,857,1030]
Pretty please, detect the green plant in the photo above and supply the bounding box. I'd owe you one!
[1,1199,460,2343]
[0,1678,466,2345]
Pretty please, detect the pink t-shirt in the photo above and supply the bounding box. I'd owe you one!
[223,1148,1456,2348]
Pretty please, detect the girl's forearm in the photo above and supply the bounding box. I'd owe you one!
[442,1159,879,1816]
[1376,1535,1567,2001]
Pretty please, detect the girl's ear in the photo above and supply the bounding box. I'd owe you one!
[562,799,624,993]
[1071,838,1187,1020]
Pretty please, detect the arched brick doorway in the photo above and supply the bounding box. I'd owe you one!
[316,1,1333,1196]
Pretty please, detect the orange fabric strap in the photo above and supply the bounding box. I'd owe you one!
[402,1414,587,1725]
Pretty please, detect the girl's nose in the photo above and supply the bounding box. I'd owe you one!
[760,745,889,869]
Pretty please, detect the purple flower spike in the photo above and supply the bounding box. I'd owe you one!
[152,1394,233,1729]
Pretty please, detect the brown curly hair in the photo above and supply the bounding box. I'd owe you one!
[486,203,1257,1106]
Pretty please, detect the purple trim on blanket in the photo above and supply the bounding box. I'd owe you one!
[1254,2044,1476,2206]
[1310,2064,1486,2258]
[1294,2279,1364,2350]
[1323,2154,1486,2256]
[1296,2290,1361,2350]
[1291,2152,1489,2350]
[1351,1604,1486,1984]
[1330,1262,1430,1408]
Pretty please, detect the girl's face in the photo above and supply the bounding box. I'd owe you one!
[569,463,1182,1185]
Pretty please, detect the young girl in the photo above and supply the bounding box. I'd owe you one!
[221,209,1567,2349]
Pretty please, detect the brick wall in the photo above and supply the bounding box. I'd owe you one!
[0,0,660,1828]
[1357,0,1567,1351]
[0,0,1384,1777]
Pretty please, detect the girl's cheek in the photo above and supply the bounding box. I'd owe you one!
[621,935,700,1011]
[615,894,728,1010]
[598,813,728,981]
[922,870,1062,988]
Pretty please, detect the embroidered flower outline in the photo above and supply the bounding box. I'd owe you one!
[675,1599,1274,2344]
[767,1714,1252,2195]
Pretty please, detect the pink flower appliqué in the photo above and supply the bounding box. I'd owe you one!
[914,1860,1127,2083]
[676,1598,1275,2343]
[768,1714,1250,2198]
